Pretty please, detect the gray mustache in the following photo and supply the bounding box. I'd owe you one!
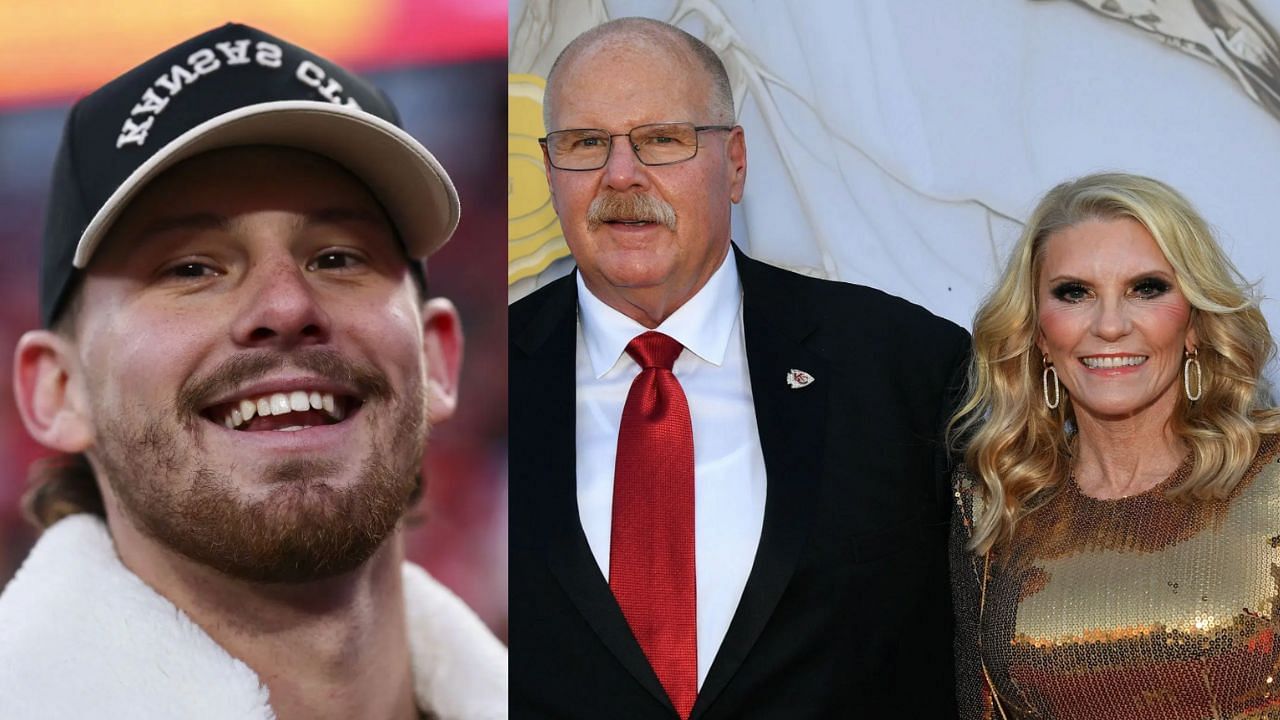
[586,192,677,232]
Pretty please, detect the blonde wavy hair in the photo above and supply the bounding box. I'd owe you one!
[950,172,1280,554]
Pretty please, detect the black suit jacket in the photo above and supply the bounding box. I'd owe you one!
[510,247,969,719]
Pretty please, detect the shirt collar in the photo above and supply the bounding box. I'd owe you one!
[577,250,741,378]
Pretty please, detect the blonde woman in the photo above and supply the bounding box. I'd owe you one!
[949,172,1280,720]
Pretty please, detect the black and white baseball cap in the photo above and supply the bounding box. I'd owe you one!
[40,22,460,326]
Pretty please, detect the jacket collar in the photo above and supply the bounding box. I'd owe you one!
[0,514,507,719]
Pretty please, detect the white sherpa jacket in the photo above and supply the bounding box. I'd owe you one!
[0,514,507,719]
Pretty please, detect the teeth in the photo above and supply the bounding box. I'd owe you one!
[220,391,345,430]
[1083,356,1147,369]
[270,393,291,415]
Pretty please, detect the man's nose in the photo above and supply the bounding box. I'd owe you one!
[231,255,331,348]
[601,135,650,192]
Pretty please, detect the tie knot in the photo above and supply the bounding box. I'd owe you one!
[625,331,683,370]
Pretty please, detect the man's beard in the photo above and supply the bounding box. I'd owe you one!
[91,349,428,584]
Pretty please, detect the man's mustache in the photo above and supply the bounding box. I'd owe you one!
[586,192,677,232]
[176,348,393,417]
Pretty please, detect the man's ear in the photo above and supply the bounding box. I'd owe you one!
[727,125,747,204]
[422,298,463,425]
[13,330,93,453]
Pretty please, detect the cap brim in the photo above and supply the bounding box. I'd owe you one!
[72,100,459,268]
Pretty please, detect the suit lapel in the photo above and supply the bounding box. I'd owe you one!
[692,249,828,718]
[514,273,675,714]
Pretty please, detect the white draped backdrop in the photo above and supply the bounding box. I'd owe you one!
[508,0,1280,389]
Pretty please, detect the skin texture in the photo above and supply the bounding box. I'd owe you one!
[1035,217,1197,499]
[543,35,747,328]
[13,146,463,720]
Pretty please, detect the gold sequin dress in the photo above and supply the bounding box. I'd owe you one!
[951,435,1280,720]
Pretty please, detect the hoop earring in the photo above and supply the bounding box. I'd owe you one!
[1184,348,1203,402]
[1042,356,1061,410]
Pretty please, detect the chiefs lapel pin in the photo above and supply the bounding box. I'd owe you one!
[786,369,815,389]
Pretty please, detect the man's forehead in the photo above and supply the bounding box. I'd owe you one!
[122,147,387,221]
[566,24,696,62]
[96,147,396,260]
[559,33,702,83]
[549,37,713,126]
[129,207,392,248]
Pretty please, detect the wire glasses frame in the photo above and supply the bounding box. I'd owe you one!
[539,122,735,171]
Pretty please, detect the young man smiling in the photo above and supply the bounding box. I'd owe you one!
[0,24,505,720]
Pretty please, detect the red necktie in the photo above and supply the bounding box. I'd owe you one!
[610,331,697,719]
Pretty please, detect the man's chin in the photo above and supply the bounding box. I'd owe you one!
[94,381,429,585]
[126,456,418,585]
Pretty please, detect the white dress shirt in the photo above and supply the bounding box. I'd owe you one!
[575,253,768,688]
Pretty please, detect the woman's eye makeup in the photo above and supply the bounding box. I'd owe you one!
[1050,281,1089,302]
[1048,276,1173,302]
[1132,276,1172,298]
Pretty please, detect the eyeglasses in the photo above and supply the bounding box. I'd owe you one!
[539,122,734,171]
